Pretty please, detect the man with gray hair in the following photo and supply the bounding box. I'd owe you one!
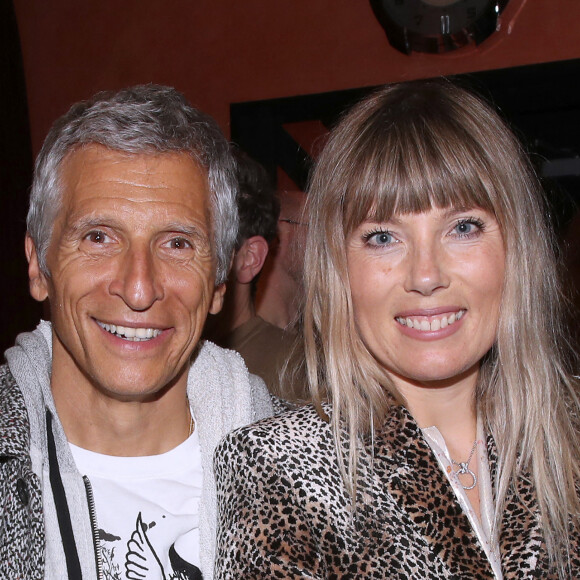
[0,85,273,580]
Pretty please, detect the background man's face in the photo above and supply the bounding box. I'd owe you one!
[28,145,224,401]
[276,189,307,284]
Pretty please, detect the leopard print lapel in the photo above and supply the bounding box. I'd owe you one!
[486,436,547,578]
[362,405,496,579]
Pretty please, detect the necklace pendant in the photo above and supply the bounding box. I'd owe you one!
[456,461,469,474]
[451,439,478,490]
[457,467,477,490]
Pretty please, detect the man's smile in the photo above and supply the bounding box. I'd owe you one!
[96,320,163,341]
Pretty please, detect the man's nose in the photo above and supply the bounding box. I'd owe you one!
[403,241,450,296]
[108,245,164,310]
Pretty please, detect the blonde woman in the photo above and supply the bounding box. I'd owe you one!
[214,81,580,579]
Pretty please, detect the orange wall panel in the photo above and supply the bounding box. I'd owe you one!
[13,0,580,153]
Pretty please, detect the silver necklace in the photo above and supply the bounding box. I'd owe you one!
[187,400,195,437]
[188,410,194,437]
[451,440,477,490]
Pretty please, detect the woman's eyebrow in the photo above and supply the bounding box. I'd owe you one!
[364,215,402,226]
[442,206,476,218]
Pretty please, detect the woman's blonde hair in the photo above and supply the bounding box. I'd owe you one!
[303,79,580,573]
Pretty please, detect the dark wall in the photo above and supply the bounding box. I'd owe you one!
[1,0,41,354]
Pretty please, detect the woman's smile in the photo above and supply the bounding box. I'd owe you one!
[396,307,465,331]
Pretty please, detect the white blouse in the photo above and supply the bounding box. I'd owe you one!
[422,419,503,580]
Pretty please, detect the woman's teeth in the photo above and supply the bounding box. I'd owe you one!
[97,321,162,341]
[396,310,465,332]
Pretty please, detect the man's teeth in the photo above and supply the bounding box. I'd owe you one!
[396,310,465,332]
[97,322,162,341]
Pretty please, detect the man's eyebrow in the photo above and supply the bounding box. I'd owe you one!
[66,215,207,236]
[162,222,208,238]
[66,215,122,233]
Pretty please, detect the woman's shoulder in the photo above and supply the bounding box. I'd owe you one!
[217,403,332,457]
[230,403,329,437]
[214,403,342,502]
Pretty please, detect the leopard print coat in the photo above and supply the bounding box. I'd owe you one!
[214,404,580,579]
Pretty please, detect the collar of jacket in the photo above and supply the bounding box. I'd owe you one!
[0,367,30,462]
[356,404,545,579]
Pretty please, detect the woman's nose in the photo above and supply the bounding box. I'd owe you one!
[403,242,450,296]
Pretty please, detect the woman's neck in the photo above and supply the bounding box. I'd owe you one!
[393,365,479,459]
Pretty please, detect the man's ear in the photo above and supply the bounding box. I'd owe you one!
[233,236,269,284]
[209,282,226,315]
[25,235,49,302]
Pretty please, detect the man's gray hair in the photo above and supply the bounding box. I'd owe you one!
[27,84,238,285]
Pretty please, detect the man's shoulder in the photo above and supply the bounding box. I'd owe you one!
[190,340,274,420]
[197,338,246,361]
[194,339,255,381]
[0,364,23,405]
[0,364,30,457]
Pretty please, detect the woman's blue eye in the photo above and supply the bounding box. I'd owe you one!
[374,232,392,244]
[453,218,484,237]
[364,230,394,246]
[456,222,474,234]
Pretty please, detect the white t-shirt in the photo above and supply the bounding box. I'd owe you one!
[70,428,203,580]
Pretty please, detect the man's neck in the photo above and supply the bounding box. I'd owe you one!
[52,373,192,457]
[224,282,255,331]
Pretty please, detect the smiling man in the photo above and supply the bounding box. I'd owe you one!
[0,85,273,580]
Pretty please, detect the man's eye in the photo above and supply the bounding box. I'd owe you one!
[168,237,192,250]
[85,231,109,244]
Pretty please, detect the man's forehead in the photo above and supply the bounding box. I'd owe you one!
[58,145,210,206]
[60,144,205,175]
[47,145,215,247]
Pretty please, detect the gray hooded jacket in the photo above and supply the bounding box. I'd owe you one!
[0,321,273,580]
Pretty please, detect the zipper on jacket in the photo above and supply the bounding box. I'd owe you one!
[83,475,104,580]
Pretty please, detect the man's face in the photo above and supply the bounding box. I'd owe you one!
[277,190,307,283]
[27,145,225,402]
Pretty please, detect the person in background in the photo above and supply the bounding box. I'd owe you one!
[0,85,273,580]
[214,80,580,578]
[205,148,305,400]
[255,188,308,330]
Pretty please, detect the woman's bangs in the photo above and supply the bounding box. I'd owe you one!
[350,134,497,226]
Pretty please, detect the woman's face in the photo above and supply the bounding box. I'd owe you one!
[346,206,505,393]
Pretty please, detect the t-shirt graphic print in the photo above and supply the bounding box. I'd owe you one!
[70,429,204,580]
